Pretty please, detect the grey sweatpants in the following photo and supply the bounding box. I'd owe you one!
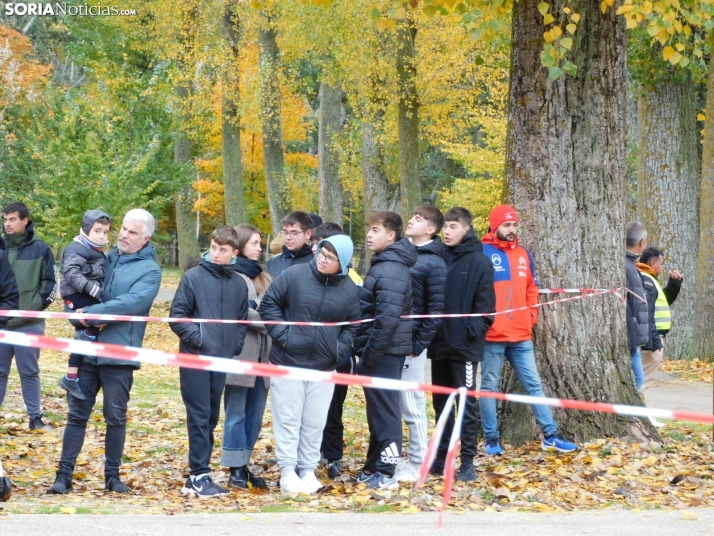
[271,377,334,473]
[399,349,428,464]
[0,322,45,417]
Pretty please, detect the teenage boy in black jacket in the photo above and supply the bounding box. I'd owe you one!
[354,211,417,490]
[428,207,496,482]
[170,226,249,498]
[265,211,314,278]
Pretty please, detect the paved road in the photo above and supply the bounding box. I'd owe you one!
[0,510,712,535]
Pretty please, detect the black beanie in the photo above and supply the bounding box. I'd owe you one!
[81,210,111,234]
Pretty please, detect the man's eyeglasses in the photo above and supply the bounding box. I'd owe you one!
[281,229,304,238]
[318,249,339,265]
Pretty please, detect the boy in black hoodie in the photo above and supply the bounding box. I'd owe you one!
[170,226,249,498]
[428,207,496,482]
[354,211,417,490]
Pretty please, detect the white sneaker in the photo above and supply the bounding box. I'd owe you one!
[649,416,665,428]
[280,471,310,494]
[299,471,323,493]
[395,460,421,482]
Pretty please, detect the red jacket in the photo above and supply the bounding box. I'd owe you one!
[481,233,539,342]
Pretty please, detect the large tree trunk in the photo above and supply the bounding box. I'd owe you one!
[221,0,245,226]
[318,81,344,224]
[637,73,700,359]
[395,9,421,221]
[175,83,200,272]
[691,39,714,361]
[500,0,656,444]
[259,9,289,235]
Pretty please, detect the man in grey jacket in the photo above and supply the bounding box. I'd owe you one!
[625,221,649,391]
[49,209,161,495]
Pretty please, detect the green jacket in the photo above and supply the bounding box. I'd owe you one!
[3,221,57,329]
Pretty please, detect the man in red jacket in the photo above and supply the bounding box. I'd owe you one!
[479,205,577,456]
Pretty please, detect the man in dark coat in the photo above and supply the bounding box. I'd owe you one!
[49,209,161,495]
[354,211,417,490]
[0,202,57,431]
[395,205,446,483]
[428,207,496,482]
[625,221,649,391]
[265,211,314,278]
[0,237,19,330]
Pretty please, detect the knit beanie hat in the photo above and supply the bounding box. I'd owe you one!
[81,210,112,234]
[309,213,323,228]
[489,205,519,232]
[319,235,353,277]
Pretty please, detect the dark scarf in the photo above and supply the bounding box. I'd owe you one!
[233,255,263,279]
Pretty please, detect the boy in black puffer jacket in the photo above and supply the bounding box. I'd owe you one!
[170,226,249,498]
[261,235,360,494]
[428,207,495,482]
[395,206,446,483]
[354,211,417,490]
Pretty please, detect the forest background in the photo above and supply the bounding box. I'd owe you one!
[1,0,714,445]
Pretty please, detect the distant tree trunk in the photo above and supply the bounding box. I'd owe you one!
[221,0,245,226]
[259,9,289,235]
[500,0,656,444]
[692,40,714,361]
[395,9,421,221]
[637,73,700,359]
[318,81,344,224]
[174,83,200,272]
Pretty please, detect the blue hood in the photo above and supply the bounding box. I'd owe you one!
[318,235,354,277]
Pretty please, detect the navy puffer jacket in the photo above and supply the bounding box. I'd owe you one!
[625,251,649,356]
[355,237,418,366]
[410,238,447,356]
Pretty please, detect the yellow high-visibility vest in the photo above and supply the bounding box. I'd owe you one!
[641,272,671,331]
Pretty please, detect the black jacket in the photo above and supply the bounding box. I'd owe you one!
[641,273,663,352]
[60,239,109,300]
[625,251,649,356]
[355,237,417,366]
[170,260,249,358]
[429,229,496,363]
[0,241,19,330]
[265,244,314,279]
[410,238,447,356]
[261,260,361,371]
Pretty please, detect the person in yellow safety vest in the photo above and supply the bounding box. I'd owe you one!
[636,247,683,427]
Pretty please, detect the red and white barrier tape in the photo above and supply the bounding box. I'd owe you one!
[0,328,711,425]
[0,287,629,325]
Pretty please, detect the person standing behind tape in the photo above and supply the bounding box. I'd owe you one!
[0,236,19,329]
[636,247,683,427]
[480,205,578,456]
[48,209,161,495]
[625,221,650,391]
[265,211,314,278]
[0,201,57,432]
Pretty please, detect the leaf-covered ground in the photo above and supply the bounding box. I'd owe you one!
[660,359,713,384]
[1,302,713,514]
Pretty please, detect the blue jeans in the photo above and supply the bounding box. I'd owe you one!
[480,340,558,440]
[630,347,644,391]
[221,380,268,468]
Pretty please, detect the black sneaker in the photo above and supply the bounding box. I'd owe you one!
[105,475,131,493]
[455,462,477,482]
[327,459,342,480]
[0,475,11,502]
[227,466,249,489]
[429,458,445,476]
[48,473,73,494]
[29,414,52,431]
[59,376,86,400]
[247,468,267,489]
[182,474,229,497]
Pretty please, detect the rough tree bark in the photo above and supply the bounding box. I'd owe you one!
[395,8,422,221]
[259,8,289,235]
[692,39,714,361]
[318,81,344,224]
[500,0,656,444]
[174,83,200,272]
[637,73,700,359]
[221,0,245,226]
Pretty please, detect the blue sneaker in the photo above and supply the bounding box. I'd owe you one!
[484,438,504,456]
[363,471,397,490]
[541,435,578,453]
